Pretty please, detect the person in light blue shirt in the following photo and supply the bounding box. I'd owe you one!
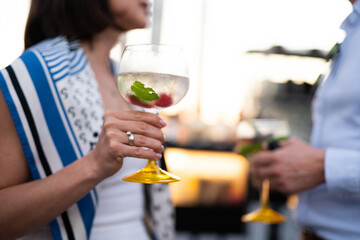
[249,0,360,239]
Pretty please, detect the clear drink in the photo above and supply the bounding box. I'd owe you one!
[118,72,189,109]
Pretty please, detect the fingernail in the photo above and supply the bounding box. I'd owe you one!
[159,119,167,127]
[156,153,162,159]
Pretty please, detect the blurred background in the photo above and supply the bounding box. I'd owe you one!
[0,0,352,239]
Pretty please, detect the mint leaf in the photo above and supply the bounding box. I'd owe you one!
[236,136,289,157]
[131,81,159,101]
[236,142,263,157]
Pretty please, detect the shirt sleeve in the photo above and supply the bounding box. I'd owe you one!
[325,148,360,199]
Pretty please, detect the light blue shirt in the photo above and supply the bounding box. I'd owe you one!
[295,2,360,239]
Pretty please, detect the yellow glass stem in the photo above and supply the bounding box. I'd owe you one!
[261,179,270,207]
[122,159,180,184]
[241,178,286,224]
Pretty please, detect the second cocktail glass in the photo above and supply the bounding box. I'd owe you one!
[236,119,289,224]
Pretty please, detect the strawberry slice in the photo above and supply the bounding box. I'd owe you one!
[155,93,173,107]
[128,95,154,108]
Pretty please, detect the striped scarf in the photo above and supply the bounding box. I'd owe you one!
[0,36,102,239]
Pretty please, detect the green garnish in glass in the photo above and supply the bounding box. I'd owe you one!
[236,136,288,157]
[131,81,159,101]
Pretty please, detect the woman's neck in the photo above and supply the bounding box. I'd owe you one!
[81,28,131,111]
[82,28,121,74]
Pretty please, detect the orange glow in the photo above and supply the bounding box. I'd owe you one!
[164,148,249,207]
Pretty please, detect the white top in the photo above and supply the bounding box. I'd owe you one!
[90,157,150,240]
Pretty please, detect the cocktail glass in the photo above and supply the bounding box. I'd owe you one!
[118,44,189,184]
[236,119,289,224]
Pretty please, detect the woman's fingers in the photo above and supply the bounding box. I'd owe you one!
[105,111,166,143]
[102,124,164,154]
[120,145,163,160]
[106,130,163,159]
[108,110,167,128]
[119,120,166,143]
[101,110,166,159]
[120,131,164,153]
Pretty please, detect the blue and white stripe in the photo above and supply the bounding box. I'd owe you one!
[0,36,100,240]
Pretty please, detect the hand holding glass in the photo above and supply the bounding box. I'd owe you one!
[118,44,189,183]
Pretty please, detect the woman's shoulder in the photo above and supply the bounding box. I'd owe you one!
[15,36,87,82]
[28,36,79,53]
[22,36,81,61]
[7,36,72,70]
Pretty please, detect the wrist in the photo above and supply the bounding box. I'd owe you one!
[81,151,107,183]
[315,148,326,184]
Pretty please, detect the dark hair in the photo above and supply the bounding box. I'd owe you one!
[24,0,116,49]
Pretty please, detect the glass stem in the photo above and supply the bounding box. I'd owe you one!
[143,159,162,175]
[146,159,158,167]
[142,109,161,172]
[260,178,270,207]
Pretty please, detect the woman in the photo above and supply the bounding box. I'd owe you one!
[0,0,174,239]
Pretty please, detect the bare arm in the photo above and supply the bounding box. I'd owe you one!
[0,90,166,239]
[0,156,101,239]
[0,89,105,239]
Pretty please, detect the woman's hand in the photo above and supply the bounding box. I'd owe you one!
[249,137,326,195]
[88,110,167,179]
